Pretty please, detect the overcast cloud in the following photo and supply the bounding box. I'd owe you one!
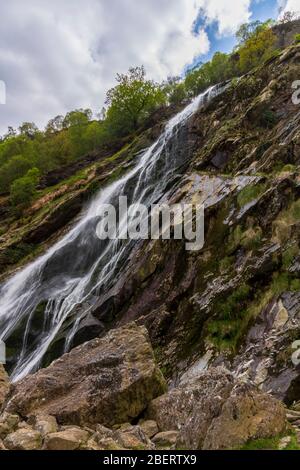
[0,0,262,134]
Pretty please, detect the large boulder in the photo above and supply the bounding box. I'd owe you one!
[148,367,286,450]
[0,365,9,408]
[5,323,166,427]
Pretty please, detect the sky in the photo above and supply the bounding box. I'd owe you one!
[0,0,299,135]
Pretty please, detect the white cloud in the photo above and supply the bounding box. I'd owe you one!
[278,0,300,15]
[0,0,253,134]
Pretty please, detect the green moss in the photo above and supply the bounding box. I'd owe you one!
[280,164,297,173]
[206,284,252,352]
[219,256,235,273]
[282,244,299,269]
[240,226,263,250]
[259,109,278,129]
[237,183,266,208]
[240,433,300,451]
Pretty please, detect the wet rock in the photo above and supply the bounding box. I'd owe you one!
[152,431,179,448]
[4,429,42,450]
[44,428,89,451]
[0,440,6,450]
[148,367,234,448]
[202,383,286,450]
[227,292,300,404]
[115,425,154,450]
[148,368,286,450]
[0,413,20,438]
[5,323,166,427]
[139,420,159,438]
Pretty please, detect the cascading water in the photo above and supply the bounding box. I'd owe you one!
[0,85,221,382]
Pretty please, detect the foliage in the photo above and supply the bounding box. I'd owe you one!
[295,34,300,44]
[237,183,266,208]
[10,167,40,208]
[105,66,165,137]
[237,21,276,73]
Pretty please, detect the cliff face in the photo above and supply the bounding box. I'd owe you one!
[84,43,300,402]
[273,19,300,48]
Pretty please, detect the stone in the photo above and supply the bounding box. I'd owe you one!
[4,429,42,450]
[0,423,10,440]
[32,415,58,436]
[148,368,287,450]
[0,365,9,408]
[152,431,179,448]
[278,436,292,450]
[1,413,21,430]
[139,420,159,438]
[148,367,234,449]
[5,323,167,427]
[94,424,114,442]
[44,428,89,451]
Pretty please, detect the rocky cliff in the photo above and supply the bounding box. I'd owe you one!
[1,41,300,450]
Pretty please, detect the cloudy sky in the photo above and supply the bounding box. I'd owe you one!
[0,0,297,135]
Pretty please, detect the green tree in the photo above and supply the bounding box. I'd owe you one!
[0,155,33,193]
[105,66,165,137]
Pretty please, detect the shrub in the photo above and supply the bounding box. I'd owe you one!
[259,109,278,129]
[295,34,300,44]
[10,167,40,208]
[237,183,266,208]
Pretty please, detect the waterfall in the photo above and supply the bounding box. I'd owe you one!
[0,85,221,382]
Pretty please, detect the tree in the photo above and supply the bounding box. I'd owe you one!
[45,115,64,135]
[236,21,276,73]
[0,155,33,192]
[105,66,165,136]
[10,167,40,208]
[236,21,262,44]
[279,10,299,24]
[62,109,93,158]
[160,77,187,105]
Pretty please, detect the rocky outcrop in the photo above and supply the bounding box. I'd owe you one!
[5,323,166,426]
[148,367,287,450]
